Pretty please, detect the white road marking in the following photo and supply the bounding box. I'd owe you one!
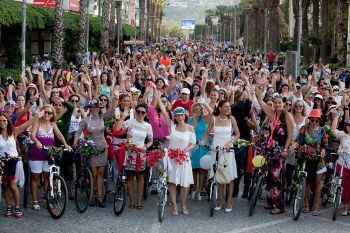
[226,218,291,233]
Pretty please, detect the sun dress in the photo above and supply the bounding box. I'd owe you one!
[30,124,55,161]
[211,117,238,181]
[168,124,196,187]
[189,116,208,169]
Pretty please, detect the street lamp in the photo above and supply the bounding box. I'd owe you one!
[21,0,26,77]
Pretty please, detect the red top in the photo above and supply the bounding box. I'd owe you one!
[267,53,275,63]
[171,99,194,116]
[160,57,170,67]
[14,109,30,127]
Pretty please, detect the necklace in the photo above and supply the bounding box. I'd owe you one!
[218,115,227,121]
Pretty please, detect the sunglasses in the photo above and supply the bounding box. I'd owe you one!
[70,99,79,103]
[136,110,147,115]
[294,104,304,108]
[99,98,108,102]
[310,118,320,123]
[193,108,203,112]
[0,119,8,123]
[285,103,292,106]
[6,104,16,107]
[44,111,53,115]
[46,83,53,86]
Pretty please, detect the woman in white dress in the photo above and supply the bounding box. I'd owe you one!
[200,100,240,212]
[168,107,196,216]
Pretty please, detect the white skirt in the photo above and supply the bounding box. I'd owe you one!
[168,157,194,187]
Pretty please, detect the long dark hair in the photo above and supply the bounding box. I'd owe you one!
[214,99,230,116]
[0,113,14,136]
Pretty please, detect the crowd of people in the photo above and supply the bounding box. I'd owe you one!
[1,40,350,219]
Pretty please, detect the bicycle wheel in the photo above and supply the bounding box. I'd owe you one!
[158,187,166,222]
[23,162,30,208]
[47,175,68,219]
[249,174,264,216]
[143,166,150,200]
[321,186,330,207]
[75,169,93,213]
[113,182,127,216]
[209,183,217,217]
[293,176,306,221]
[248,172,258,201]
[103,164,110,204]
[333,187,341,221]
[280,166,286,205]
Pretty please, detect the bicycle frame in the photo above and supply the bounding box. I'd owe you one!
[332,158,345,204]
[48,165,61,198]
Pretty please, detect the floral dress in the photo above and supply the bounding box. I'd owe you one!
[297,125,329,182]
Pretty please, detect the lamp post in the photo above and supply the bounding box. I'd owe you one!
[21,0,27,78]
[347,0,350,66]
[296,0,302,76]
[86,0,90,55]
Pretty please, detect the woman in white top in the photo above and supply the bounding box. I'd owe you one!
[116,103,153,209]
[200,100,240,213]
[0,111,43,217]
[168,107,196,216]
[331,112,350,216]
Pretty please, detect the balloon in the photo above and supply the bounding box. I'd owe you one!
[200,154,212,170]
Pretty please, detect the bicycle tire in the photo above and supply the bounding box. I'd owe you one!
[285,188,295,205]
[75,169,93,213]
[321,186,330,207]
[280,165,286,205]
[248,172,258,201]
[158,187,166,222]
[113,182,127,216]
[293,176,306,221]
[103,164,110,204]
[210,183,217,217]
[0,180,2,208]
[143,166,150,200]
[47,175,68,219]
[249,174,264,216]
[23,162,30,208]
[176,185,181,203]
[333,187,341,221]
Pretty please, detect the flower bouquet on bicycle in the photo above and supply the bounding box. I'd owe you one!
[75,138,105,164]
[295,145,318,163]
[146,148,166,173]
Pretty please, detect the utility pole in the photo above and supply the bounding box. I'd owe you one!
[21,0,27,78]
[347,0,350,66]
[234,5,237,45]
[296,0,302,76]
[86,0,90,54]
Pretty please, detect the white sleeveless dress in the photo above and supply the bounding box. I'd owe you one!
[211,117,238,181]
[168,124,196,187]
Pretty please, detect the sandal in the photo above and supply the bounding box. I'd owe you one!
[129,204,135,209]
[341,210,348,216]
[97,197,105,208]
[5,206,13,217]
[171,209,178,216]
[270,208,284,215]
[32,201,41,210]
[15,207,23,218]
[312,207,320,216]
[182,207,189,215]
[137,205,143,209]
[302,207,310,213]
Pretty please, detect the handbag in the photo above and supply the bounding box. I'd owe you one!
[215,152,231,184]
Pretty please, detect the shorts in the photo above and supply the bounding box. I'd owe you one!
[1,159,18,182]
[29,160,49,173]
[316,166,327,175]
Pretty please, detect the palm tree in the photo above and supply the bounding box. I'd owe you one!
[267,0,280,51]
[335,0,346,65]
[320,0,329,63]
[109,0,116,55]
[302,0,310,65]
[52,0,64,67]
[116,0,122,53]
[78,0,89,55]
[145,0,151,43]
[150,0,156,42]
[139,0,146,42]
[311,0,320,62]
[100,0,111,55]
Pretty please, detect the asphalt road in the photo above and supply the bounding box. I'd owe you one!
[1,187,350,233]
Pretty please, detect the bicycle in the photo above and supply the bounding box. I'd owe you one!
[43,146,68,219]
[201,144,235,217]
[249,145,285,217]
[331,153,348,221]
[113,144,127,216]
[20,136,34,209]
[292,158,308,220]
[74,150,93,213]
[321,148,338,207]
[0,152,13,207]
[156,148,170,223]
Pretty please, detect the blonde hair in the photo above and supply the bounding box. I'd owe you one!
[191,102,204,115]
[292,100,306,117]
[40,104,57,122]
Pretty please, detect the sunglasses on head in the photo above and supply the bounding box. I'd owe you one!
[136,110,146,115]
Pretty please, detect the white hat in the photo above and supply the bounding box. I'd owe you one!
[315,94,324,100]
[181,88,190,95]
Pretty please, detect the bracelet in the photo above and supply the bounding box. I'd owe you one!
[344,108,349,110]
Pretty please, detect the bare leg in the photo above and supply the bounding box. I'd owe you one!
[226,181,234,209]
[31,173,40,203]
[90,167,97,202]
[217,184,224,207]
[137,174,144,207]
[181,187,189,214]
[169,183,178,214]
[127,174,135,206]
[96,166,105,199]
